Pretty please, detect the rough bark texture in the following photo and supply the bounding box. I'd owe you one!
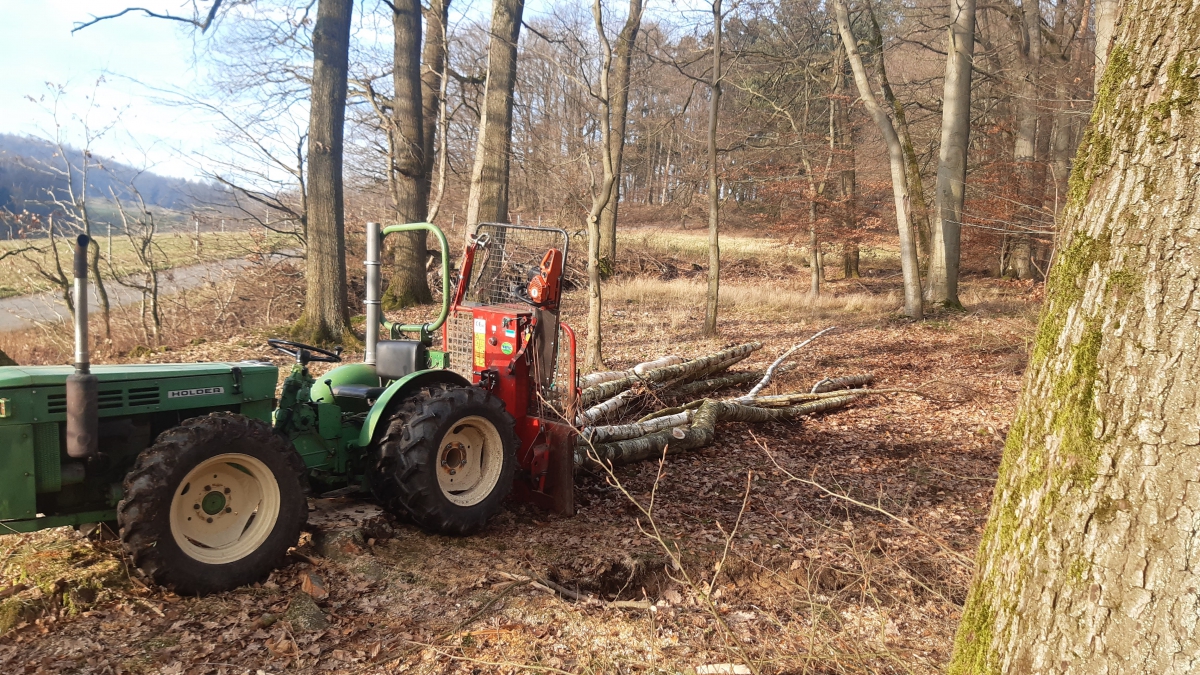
[927,0,975,307]
[951,6,1200,672]
[298,0,352,343]
[834,0,922,319]
[703,0,723,337]
[383,0,432,309]
[597,0,644,264]
[465,0,525,233]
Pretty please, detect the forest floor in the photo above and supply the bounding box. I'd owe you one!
[0,228,1042,674]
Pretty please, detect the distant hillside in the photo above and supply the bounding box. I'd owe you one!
[0,133,225,221]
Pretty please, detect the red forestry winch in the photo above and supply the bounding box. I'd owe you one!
[443,223,578,515]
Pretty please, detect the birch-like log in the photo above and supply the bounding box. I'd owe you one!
[578,342,761,407]
[576,394,861,467]
[579,355,684,389]
[579,409,694,445]
[670,371,763,398]
[576,388,636,425]
[810,373,874,393]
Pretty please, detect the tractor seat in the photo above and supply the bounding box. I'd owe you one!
[332,340,427,401]
[331,384,387,400]
[376,340,427,380]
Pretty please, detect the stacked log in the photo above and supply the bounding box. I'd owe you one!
[572,328,883,469]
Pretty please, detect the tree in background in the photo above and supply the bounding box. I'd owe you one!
[597,0,645,267]
[703,0,724,337]
[381,0,433,309]
[422,0,452,222]
[952,5,1200,670]
[926,0,976,308]
[465,0,525,233]
[833,0,922,319]
[296,0,353,343]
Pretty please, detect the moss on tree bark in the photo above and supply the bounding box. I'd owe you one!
[951,4,1200,672]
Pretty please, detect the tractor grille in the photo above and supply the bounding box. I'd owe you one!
[45,386,161,414]
[127,386,161,406]
[47,393,65,414]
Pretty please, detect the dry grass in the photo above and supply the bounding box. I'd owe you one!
[0,230,291,299]
[605,277,898,324]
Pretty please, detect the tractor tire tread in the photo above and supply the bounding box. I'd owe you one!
[118,412,308,594]
[372,386,516,535]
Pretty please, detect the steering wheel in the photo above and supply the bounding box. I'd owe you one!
[267,338,343,365]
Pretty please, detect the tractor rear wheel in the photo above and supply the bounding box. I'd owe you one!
[119,412,308,594]
[371,385,516,535]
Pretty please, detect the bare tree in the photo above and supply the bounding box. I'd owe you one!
[19,85,119,338]
[381,0,433,308]
[833,0,922,319]
[465,0,525,233]
[703,0,724,337]
[926,0,976,308]
[297,0,354,343]
[422,0,452,222]
[597,0,645,265]
[107,185,164,344]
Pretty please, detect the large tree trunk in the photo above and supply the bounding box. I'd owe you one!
[951,7,1200,671]
[383,0,432,309]
[927,0,976,308]
[703,0,722,337]
[597,0,644,265]
[298,0,352,344]
[465,0,525,233]
[834,0,922,319]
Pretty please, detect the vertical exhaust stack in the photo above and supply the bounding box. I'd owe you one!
[364,221,381,366]
[66,235,98,459]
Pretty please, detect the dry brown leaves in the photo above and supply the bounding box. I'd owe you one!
[0,231,1040,674]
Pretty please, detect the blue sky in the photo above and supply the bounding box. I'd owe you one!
[0,0,696,181]
[0,1,225,179]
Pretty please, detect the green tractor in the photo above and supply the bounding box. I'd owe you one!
[0,222,576,594]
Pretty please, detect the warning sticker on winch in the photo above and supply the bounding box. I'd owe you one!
[473,318,487,368]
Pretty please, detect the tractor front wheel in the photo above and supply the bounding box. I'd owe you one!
[371,385,517,535]
[119,412,308,594]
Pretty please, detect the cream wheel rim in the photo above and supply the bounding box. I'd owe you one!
[436,416,505,507]
[169,454,281,565]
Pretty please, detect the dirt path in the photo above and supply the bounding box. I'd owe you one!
[0,253,296,332]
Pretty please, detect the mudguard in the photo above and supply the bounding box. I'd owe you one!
[357,369,472,448]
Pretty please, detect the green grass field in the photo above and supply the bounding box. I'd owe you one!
[0,230,292,299]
